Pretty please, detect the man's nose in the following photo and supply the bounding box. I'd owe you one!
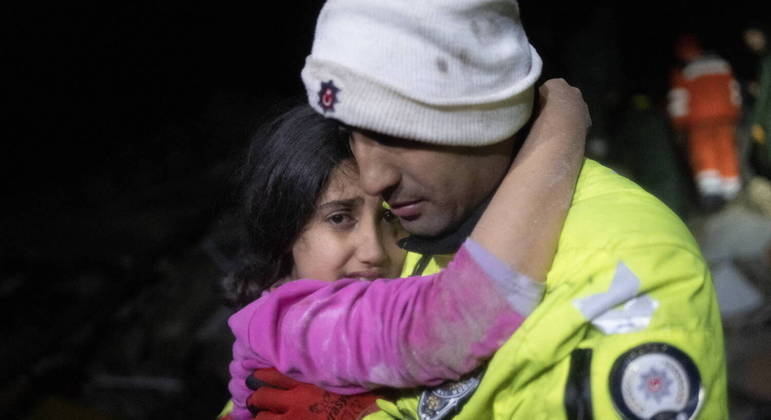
[358,160,400,197]
[351,135,400,197]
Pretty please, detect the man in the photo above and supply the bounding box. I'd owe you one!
[247,1,727,418]
[667,34,742,211]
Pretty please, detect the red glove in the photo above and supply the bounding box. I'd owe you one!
[245,368,383,420]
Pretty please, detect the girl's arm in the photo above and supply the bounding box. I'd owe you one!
[229,79,588,414]
[471,79,589,282]
[229,238,541,396]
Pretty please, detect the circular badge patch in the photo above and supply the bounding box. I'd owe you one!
[609,343,703,420]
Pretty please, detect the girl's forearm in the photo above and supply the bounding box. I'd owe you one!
[471,79,589,282]
[228,239,542,396]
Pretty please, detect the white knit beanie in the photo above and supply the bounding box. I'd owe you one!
[301,0,542,146]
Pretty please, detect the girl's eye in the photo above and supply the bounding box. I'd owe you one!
[330,214,346,224]
[327,212,354,228]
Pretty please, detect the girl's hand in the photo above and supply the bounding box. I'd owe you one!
[521,78,590,159]
[245,368,383,420]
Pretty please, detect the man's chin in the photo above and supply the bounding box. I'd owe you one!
[399,214,454,237]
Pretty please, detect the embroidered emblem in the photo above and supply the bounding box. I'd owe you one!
[609,343,703,420]
[317,80,340,113]
[638,367,673,403]
[418,369,483,420]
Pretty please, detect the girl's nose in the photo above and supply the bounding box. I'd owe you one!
[356,223,388,267]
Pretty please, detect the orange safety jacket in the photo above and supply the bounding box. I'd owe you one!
[668,54,741,127]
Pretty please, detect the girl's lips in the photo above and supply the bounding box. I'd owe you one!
[346,271,383,280]
[389,200,423,220]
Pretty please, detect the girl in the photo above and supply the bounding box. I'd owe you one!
[224,103,405,309]
[221,102,407,419]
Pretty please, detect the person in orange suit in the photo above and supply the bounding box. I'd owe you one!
[668,34,742,210]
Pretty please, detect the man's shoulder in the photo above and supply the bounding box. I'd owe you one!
[572,159,658,201]
[570,159,670,211]
[544,160,712,309]
[561,159,699,254]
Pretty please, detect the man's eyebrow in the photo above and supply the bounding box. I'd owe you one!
[317,197,363,209]
[360,129,398,145]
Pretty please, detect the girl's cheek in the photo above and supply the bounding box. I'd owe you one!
[321,234,354,273]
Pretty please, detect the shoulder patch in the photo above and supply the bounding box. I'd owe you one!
[609,343,703,420]
[418,369,483,420]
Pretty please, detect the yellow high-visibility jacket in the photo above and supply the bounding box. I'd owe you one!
[368,159,727,420]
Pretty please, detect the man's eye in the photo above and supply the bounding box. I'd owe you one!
[382,210,397,223]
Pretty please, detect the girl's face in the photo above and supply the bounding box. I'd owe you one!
[291,161,406,281]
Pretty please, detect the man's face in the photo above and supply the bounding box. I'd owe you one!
[349,131,514,237]
[744,29,767,53]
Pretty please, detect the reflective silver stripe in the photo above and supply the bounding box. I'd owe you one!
[667,88,689,118]
[586,294,658,335]
[573,262,658,334]
[682,57,730,80]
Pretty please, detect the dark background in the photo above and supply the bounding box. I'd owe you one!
[3,1,769,419]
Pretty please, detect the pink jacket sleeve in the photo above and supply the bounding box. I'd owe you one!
[228,238,543,419]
